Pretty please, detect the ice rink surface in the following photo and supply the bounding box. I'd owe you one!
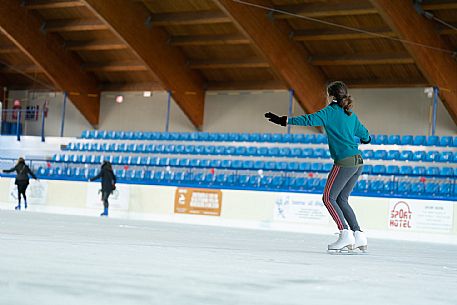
[0,210,456,305]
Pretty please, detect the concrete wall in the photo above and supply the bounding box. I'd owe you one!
[5,87,456,137]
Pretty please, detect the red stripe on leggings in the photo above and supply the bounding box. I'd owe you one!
[323,165,343,230]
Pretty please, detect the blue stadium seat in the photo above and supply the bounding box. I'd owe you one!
[373,165,386,175]
[291,148,302,157]
[178,158,189,167]
[179,133,190,141]
[426,136,439,146]
[226,174,237,185]
[287,162,299,171]
[130,156,140,165]
[413,135,426,146]
[194,145,205,154]
[242,160,255,170]
[173,172,185,182]
[316,134,327,144]
[370,180,385,193]
[133,131,143,140]
[232,160,242,169]
[215,174,227,185]
[310,163,323,172]
[399,150,412,161]
[271,176,284,188]
[158,158,169,166]
[439,151,452,162]
[260,134,271,142]
[323,163,333,172]
[81,130,90,139]
[374,134,388,145]
[279,147,290,157]
[276,162,288,171]
[438,136,452,147]
[356,180,368,192]
[401,135,413,145]
[387,165,399,175]
[218,133,229,142]
[302,148,314,158]
[439,183,452,196]
[238,175,249,185]
[400,166,413,175]
[165,144,175,154]
[200,159,210,168]
[210,159,221,168]
[426,167,439,176]
[225,146,236,155]
[299,162,310,171]
[425,151,440,162]
[425,182,439,195]
[189,159,200,167]
[398,181,411,194]
[208,133,218,141]
[412,166,426,176]
[291,134,305,143]
[373,150,387,160]
[214,146,225,155]
[314,148,326,158]
[254,160,265,170]
[221,160,231,168]
[307,178,321,190]
[204,174,215,184]
[267,147,279,157]
[439,167,453,177]
[228,133,240,142]
[265,161,276,170]
[362,165,372,174]
[387,135,400,145]
[271,133,282,143]
[235,146,247,156]
[239,133,249,142]
[184,145,195,155]
[155,144,165,153]
[304,134,315,143]
[387,150,400,160]
[257,147,268,156]
[411,182,425,194]
[282,134,293,143]
[362,150,374,159]
[412,151,425,161]
[246,147,257,156]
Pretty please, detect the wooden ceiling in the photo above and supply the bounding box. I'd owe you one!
[0,0,455,127]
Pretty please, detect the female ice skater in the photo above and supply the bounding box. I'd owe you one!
[265,81,370,252]
[2,157,38,210]
[89,161,116,217]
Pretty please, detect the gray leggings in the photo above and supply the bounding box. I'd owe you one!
[323,165,363,231]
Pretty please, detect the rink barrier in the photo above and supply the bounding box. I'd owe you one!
[0,177,456,244]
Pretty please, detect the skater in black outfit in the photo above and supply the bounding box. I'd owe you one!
[89,161,116,217]
[3,158,37,210]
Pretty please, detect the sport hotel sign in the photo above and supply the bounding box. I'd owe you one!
[174,188,222,216]
[388,199,453,233]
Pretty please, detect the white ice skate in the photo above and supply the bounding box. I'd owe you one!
[327,229,355,253]
[353,231,368,252]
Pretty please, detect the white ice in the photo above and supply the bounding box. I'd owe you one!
[0,210,456,305]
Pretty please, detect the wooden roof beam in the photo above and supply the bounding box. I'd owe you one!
[83,61,148,72]
[421,0,457,10]
[44,18,108,32]
[100,82,163,92]
[0,64,42,74]
[214,0,327,115]
[65,39,127,51]
[0,0,100,125]
[169,34,249,46]
[151,11,230,26]
[310,52,415,66]
[206,80,286,91]
[371,0,457,125]
[82,0,206,128]
[189,58,269,69]
[274,0,377,19]
[25,0,84,10]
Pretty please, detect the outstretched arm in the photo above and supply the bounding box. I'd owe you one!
[287,108,329,127]
[27,166,37,180]
[2,166,17,173]
[90,171,102,182]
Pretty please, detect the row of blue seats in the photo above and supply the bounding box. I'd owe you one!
[65,143,457,163]
[81,130,457,147]
[50,155,457,177]
[36,167,454,197]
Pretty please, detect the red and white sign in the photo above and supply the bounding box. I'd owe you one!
[389,199,453,233]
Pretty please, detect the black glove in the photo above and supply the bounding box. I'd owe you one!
[360,136,371,144]
[265,112,287,127]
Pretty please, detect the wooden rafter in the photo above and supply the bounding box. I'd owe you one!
[65,39,127,51]
[189,58,269,69]
[25,0,84,10]
[169,34,250,46]
[310,53,414,66]
[100,82,163,92]
[0,0,100,125]
[44,19,108,32]
[151,11,230,26]
[206,80,286,90]
[371,0,457,125]
[82,0,206,128]
[83,61,148,72]
[214,0,327,114]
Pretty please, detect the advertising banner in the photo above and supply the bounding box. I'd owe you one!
[174,188,222,216]
[9,179,48,204]
[274,193,330,225]
[86,183,130,210]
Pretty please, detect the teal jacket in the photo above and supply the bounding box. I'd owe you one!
[288,102,370,161]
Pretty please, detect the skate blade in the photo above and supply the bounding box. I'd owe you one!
[327,245,355,254]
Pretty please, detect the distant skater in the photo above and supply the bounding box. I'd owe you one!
[265,81,371,252]
[89,161,116,217]
[3,157,38,210]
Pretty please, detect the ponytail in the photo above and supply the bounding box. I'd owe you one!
[338,95,353,116]
[327,81,353,116]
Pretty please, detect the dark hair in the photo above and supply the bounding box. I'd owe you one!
[327,81,353,116]
[102,161,113,171]
[17,157,25,165]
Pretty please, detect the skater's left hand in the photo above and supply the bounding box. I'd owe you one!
[265,112,287,127]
